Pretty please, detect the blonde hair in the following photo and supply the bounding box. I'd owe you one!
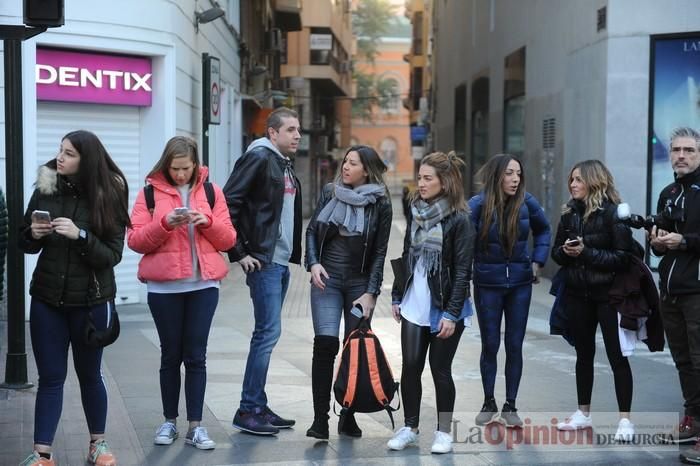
[563,159,621,221]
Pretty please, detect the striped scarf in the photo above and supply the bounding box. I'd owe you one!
[410,197,452,274]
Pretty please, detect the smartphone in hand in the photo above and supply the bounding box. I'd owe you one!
[31,210,52,225]
[174,207,190,216]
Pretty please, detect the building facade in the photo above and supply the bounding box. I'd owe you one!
[0,0,242,307]
[281,0,354,215]
[431,0,700,256]
[404,0,432,176]
[351,33,413,192]
[239,0,302,158]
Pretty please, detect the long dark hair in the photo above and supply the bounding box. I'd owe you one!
[61,130,131,236]
[334,145,388,192]
[147,136,201,187]
[475,154,525,257]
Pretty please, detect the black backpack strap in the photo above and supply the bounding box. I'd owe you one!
[144,184,155,215]
[145,182,214,215]
[203,182,215,210]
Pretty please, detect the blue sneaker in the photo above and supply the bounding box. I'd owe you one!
[261,406,295,429]
[232,409,280,435]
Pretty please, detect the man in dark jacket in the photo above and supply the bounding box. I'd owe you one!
[649,127,700,458]
[223,107,302,435]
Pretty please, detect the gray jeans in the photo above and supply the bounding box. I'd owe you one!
[310,273,369,340]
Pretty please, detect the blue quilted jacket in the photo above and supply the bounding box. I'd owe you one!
[468,192,551,288]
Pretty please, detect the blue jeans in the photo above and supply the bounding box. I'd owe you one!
[310,273,368,340]
[148,287,218,421]
[30,299,110,446]
[240,263,290,413]
[474,284,533,401]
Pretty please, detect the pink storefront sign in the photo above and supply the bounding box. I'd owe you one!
[36,47,153,106]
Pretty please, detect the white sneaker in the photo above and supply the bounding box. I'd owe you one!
[154,421,178,445]
[431,430,453,454]
[557,410,592,431]
[614,418,634,442]
[387,426,418,450]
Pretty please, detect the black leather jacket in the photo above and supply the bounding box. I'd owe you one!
[392,208,475,318]
[305,183,392,295]
[653,167,700,296]
[223,145,302,264]
[552,199,633,299]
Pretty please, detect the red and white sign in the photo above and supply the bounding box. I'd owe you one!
[36,47,153,106]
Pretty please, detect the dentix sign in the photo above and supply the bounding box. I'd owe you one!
[36,47,153,106]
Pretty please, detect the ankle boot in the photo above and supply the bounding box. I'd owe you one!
[306,335,339,440]
[338,410,362,437]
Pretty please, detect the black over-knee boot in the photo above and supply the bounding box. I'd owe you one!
[306,335,339,440]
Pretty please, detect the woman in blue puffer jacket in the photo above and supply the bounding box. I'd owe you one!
[468,154,551,428]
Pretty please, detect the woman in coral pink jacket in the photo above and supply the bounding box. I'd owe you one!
[128,136,236,451]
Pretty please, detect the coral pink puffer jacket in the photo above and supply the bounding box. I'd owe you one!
[127,167,236,282]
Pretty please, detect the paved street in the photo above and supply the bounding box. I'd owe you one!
[0,197,693,465]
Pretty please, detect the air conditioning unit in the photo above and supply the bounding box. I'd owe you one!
[266,28,282,52]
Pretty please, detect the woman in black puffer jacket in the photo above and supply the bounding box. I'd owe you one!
[551,159,635,442]
[19,130,130,466]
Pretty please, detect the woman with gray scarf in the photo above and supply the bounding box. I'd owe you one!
[387,151,475,455]
[305,145,392,440]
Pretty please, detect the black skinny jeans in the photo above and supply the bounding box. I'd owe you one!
[400,318,465,432]
[567,294,633,412]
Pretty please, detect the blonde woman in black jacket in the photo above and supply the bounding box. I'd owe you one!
[551,159,635,442]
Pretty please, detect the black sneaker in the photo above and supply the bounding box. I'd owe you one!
[232,409,280,435]
[499,402,523,428]
[261,406,296,429]
[475,398,499,426]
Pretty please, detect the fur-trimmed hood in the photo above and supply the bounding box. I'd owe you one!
[35,165,59,195]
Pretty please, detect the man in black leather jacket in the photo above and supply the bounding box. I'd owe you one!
[649,127,700,457]
[223,107,302,435]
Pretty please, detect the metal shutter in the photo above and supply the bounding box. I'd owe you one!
[37,101,141,305]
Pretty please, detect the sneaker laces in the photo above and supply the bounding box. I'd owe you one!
[192,426,210,441]
[20,452,47,466]
[89,439,112,460]
[156,422,176,437]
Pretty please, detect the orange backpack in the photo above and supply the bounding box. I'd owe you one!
[333,319,400,428]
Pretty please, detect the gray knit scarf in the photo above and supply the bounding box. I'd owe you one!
[316,183,386,235]
[410,197,453,274]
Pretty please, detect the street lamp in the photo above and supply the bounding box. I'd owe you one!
[195,7,225,32]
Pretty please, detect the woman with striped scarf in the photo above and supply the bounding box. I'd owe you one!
[387,151,476,455]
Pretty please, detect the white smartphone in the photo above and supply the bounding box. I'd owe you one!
[31,210,52,224]
[174,207,190,216]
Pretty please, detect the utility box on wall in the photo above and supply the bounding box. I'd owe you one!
[24,0,65,28]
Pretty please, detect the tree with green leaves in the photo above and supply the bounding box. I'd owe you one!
[351,0,400,121]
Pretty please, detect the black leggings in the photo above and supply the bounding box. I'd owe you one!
[400,318,465,432]
[568,295,633,412]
